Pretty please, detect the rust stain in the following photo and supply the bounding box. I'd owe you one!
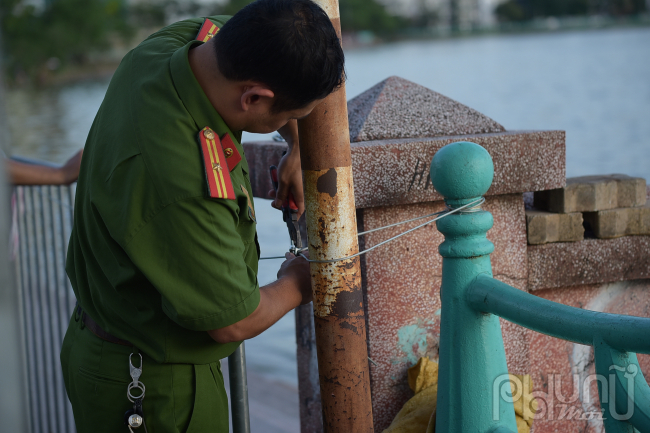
[315,315,373,432]
[317,168,338,197]
[340,320,359,333]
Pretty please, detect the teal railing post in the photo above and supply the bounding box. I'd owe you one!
[430,142,518,433]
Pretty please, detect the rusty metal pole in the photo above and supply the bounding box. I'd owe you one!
[297,0,374,432]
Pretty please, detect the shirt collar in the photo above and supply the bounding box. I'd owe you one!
[170,40,248,173]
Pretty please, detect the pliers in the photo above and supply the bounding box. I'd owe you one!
[269,165,302,255]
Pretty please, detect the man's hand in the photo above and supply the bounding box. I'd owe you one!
[269,120,305,216]
[59,149,84,184]
[277,252,312,305]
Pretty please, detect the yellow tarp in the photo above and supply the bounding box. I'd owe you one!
[382,357,537,433]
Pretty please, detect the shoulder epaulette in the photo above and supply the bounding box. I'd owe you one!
[196,19,220,42]
[198,127,235,200]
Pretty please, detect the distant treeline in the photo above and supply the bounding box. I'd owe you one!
[1,0,135,83]
[1,0,648,84]
[496,0,647,21]
[0,0,403,83]
[132,0,406,34]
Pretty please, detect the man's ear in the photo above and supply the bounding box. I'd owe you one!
[240,85,275,112]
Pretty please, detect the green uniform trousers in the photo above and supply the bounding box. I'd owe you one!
[61,311,229,433]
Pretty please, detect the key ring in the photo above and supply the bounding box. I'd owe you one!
[128,382,146,402]
[127,353,146,402]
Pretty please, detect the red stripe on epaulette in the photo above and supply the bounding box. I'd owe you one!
[198,127,236,200]
[196,19,220,42]
[220,134,242,172]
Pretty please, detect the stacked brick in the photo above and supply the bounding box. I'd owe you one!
[526,175,649,244]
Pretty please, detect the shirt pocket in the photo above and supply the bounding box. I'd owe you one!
[183,363,229,433]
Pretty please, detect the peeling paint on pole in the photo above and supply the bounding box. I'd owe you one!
[304,166,361,318]
[301,128,374,433]
[297,0,374,429]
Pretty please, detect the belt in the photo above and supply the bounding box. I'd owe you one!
[79,307,133,347]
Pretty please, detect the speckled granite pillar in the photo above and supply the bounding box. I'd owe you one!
[242,77,650,433]
[358,194,531,430]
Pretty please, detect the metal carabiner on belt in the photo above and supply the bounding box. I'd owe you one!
[125,353,148,433]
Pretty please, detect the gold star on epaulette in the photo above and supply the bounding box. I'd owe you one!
[204,128,215,140]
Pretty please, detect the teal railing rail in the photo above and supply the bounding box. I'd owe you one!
[430,142,650,433]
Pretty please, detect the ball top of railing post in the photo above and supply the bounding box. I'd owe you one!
[430,141,494,203]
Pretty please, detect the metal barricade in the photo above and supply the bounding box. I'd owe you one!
[14,185,77,433]
[13,184,250,433]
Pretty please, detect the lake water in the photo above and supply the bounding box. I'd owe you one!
[3,27,650,387]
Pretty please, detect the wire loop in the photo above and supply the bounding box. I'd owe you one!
[260,197,485,263]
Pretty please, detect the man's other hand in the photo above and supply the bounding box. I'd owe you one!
[60,149,84,184]
[268,119,305,216]
[6,149,83,185]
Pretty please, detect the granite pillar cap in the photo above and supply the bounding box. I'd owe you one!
[347,76,506,142]
[430,141,494,204]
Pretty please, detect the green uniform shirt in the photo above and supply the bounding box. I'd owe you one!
[66,16,261,365]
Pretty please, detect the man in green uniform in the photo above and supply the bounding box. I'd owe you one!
[60,0,345,431]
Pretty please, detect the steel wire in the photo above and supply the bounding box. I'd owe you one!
[260,197,485,262]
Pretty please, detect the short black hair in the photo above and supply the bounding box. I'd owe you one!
[214,0,345,112]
